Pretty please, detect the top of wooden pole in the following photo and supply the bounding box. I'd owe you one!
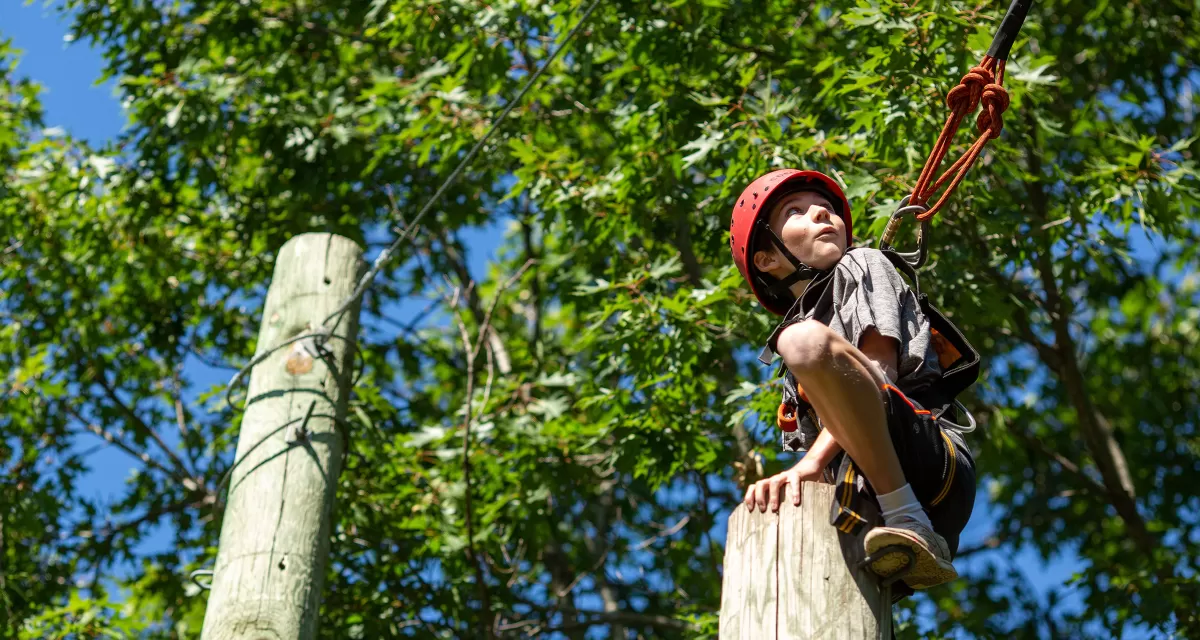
[720,482,890,640]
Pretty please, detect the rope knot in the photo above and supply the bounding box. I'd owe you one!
[976,83,1010,139]
[904,55,1010,231]
[945,66,993,112]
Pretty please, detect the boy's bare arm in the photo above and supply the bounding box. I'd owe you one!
[858,327,900,384]
[802,428,842,470]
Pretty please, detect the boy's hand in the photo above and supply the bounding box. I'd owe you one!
[743,457,825,513]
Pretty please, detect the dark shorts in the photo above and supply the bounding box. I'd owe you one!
[828,385,977,557]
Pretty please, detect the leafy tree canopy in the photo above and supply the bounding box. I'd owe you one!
[1,0,1198,637]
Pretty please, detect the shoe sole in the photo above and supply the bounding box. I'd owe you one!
[865,529,958,590]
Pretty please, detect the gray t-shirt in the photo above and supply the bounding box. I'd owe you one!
[769,248,945,454]
[805,248,942,394]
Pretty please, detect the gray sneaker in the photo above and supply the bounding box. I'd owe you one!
[864,516,958,589]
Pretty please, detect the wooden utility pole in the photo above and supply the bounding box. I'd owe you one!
[720,482,890,639]
[202,233,364,640]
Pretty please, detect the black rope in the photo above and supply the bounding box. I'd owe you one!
[986,0,1034,61]
[189,569,213,591]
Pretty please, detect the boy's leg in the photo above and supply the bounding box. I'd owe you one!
[775,319,957,589]
[774,320,905,495]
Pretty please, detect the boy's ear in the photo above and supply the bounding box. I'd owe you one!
[752,248,779,274]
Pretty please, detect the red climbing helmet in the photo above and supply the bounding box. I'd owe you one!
[728,169,853,316]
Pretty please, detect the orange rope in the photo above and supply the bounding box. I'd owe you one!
[909,56,1010,222]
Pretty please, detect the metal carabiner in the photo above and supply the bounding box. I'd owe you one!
[878,195,931,269]
[935,399,978,435]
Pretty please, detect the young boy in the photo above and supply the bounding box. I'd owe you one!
[727,169,977,590]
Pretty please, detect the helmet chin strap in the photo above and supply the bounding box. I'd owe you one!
[754,221,824,300]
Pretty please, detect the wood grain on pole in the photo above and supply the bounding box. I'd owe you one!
[201,233,364,640]
[720,481,887,640]
[719,499,778,640]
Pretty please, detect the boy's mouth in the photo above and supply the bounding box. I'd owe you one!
[816,227,837,239]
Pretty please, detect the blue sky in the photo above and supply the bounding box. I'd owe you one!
[4,2,1113,635]
[6,2,123,143]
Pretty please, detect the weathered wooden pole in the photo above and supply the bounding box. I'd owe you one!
[201,233,364,640]
[720,482,891,639]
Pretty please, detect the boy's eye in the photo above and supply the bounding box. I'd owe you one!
[786,203,832,217]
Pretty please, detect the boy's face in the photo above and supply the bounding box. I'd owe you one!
[752,190,848,277]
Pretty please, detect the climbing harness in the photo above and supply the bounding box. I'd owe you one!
[880,0,1033,266]
[764,245,981,438]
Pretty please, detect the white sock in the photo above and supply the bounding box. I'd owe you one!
[876,483,932,529]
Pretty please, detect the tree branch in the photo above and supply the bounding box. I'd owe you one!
[1017,112,1177,615]
[188,345,239,371]
[1025,169,1144,535]
[497,599,694,635]
[80,499,195,569]
[170,368,193,465]
[473,260,535,362]
[0,510,9,633]
[585,482,624,640]
[87,359,192,480]
[442,228,516,374]
[540,540,586,640]
[450,259,535,638]
[953,535,1005,559]
[520,202,543,365]
[259,8,395,52]
[633,515,691,551]
[547,611,692,633]
[673,210,703,285]
[661,188,755,463]
[62,404,179,479]
[692,472,724,579]
[451,303,495,640]
[1006,426,1108,497]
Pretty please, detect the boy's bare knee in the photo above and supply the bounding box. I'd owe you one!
[776,320,836,375]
